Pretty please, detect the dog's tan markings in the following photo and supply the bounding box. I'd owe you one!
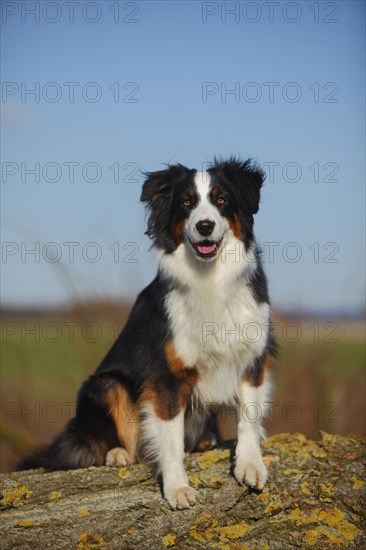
[178,368,199,410]
[243,356,273,388]
[165,340,185,375]
[106,384,139,462]
[210,186,242,239]
[139,382,173,421]
[140,343,199,420]
[150,182,171,203]
[228,212,243,240]
[165,340,199,409]
[211,187,221,201]
[172,219,185,245]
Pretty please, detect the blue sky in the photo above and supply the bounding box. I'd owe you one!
[1,0,365,314]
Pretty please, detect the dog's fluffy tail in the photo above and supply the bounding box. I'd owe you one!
[17,374,135,472]
[17,445,49,470]
[18,417,108,471]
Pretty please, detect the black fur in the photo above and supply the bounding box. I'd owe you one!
[141,164,197,253]
[208,157,266,250]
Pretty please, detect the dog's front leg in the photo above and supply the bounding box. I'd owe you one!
[143,405,196,510]
[234,368,270,490]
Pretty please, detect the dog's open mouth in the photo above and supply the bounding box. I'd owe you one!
[190,238,223,259]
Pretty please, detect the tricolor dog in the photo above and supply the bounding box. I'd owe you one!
[21,157,276,510]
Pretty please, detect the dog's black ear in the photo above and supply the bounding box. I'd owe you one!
[141,164,196,204]
[140,164,195,243]
[209,157,266,214]
[140,168,174,204]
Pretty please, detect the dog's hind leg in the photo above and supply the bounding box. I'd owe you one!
[42,375,123,471]
[20,375,140,472]
[104,382,140,466]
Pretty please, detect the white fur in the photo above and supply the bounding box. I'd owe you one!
[158,227,270,407]
[234,372,272,489]
[140,404,195,509]
[185,172,228,245]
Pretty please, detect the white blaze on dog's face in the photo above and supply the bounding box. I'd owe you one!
[185,172,229,262]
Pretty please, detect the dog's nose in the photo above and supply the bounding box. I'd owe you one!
[196,219,215,237]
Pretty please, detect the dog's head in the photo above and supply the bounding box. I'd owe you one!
[141,157,265,262]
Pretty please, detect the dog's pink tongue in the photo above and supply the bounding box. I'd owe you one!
[197,243,216,255]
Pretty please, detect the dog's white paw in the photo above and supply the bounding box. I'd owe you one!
[234,454,268,490]
[164,485,196,510]
[105,447,131,467]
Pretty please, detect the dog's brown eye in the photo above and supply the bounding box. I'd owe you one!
[183,199,191,207]
[217,197,225,205]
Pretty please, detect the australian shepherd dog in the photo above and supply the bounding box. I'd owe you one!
[20,157,276,510]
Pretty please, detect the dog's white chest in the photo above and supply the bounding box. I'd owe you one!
[165,281,270,404]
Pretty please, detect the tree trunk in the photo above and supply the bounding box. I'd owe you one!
[1,431,365,549]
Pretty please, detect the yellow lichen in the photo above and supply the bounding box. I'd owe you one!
[257,492,270,502]
[304,527,355,547]
[78,507,90,517]
[190,516,250,547]
[197,449,230,470]
[204,475,224,486]
[351,476,364,490]
[311,445,327,459]
[319,508,358,540]
[264,496,283,514]
[189,514,218,542]
[49,490,62,501]
[188,475,202,489]
[118,467,131,480]
[268,432,307,452]
[276,506,359,545]
[77,532,104,549]
[210,522,250,542]
[189,473,224,489]
[303,499,320,507]
[300,482,311,495]
[319,431,352,449]
[162,533,176,546]
[266,433,327,465]
[319,431,338,446]
[284,468,302,475]
[127,529,135,534]
[1,485,33,507]
[16,520,34,527]
[320,483,335,497]
[218,546,248,550]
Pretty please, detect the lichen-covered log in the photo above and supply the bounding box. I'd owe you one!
[1,432,365,549]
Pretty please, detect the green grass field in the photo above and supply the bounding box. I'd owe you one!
[1,307,365,472]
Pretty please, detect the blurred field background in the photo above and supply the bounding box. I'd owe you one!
[1,302,365,473]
